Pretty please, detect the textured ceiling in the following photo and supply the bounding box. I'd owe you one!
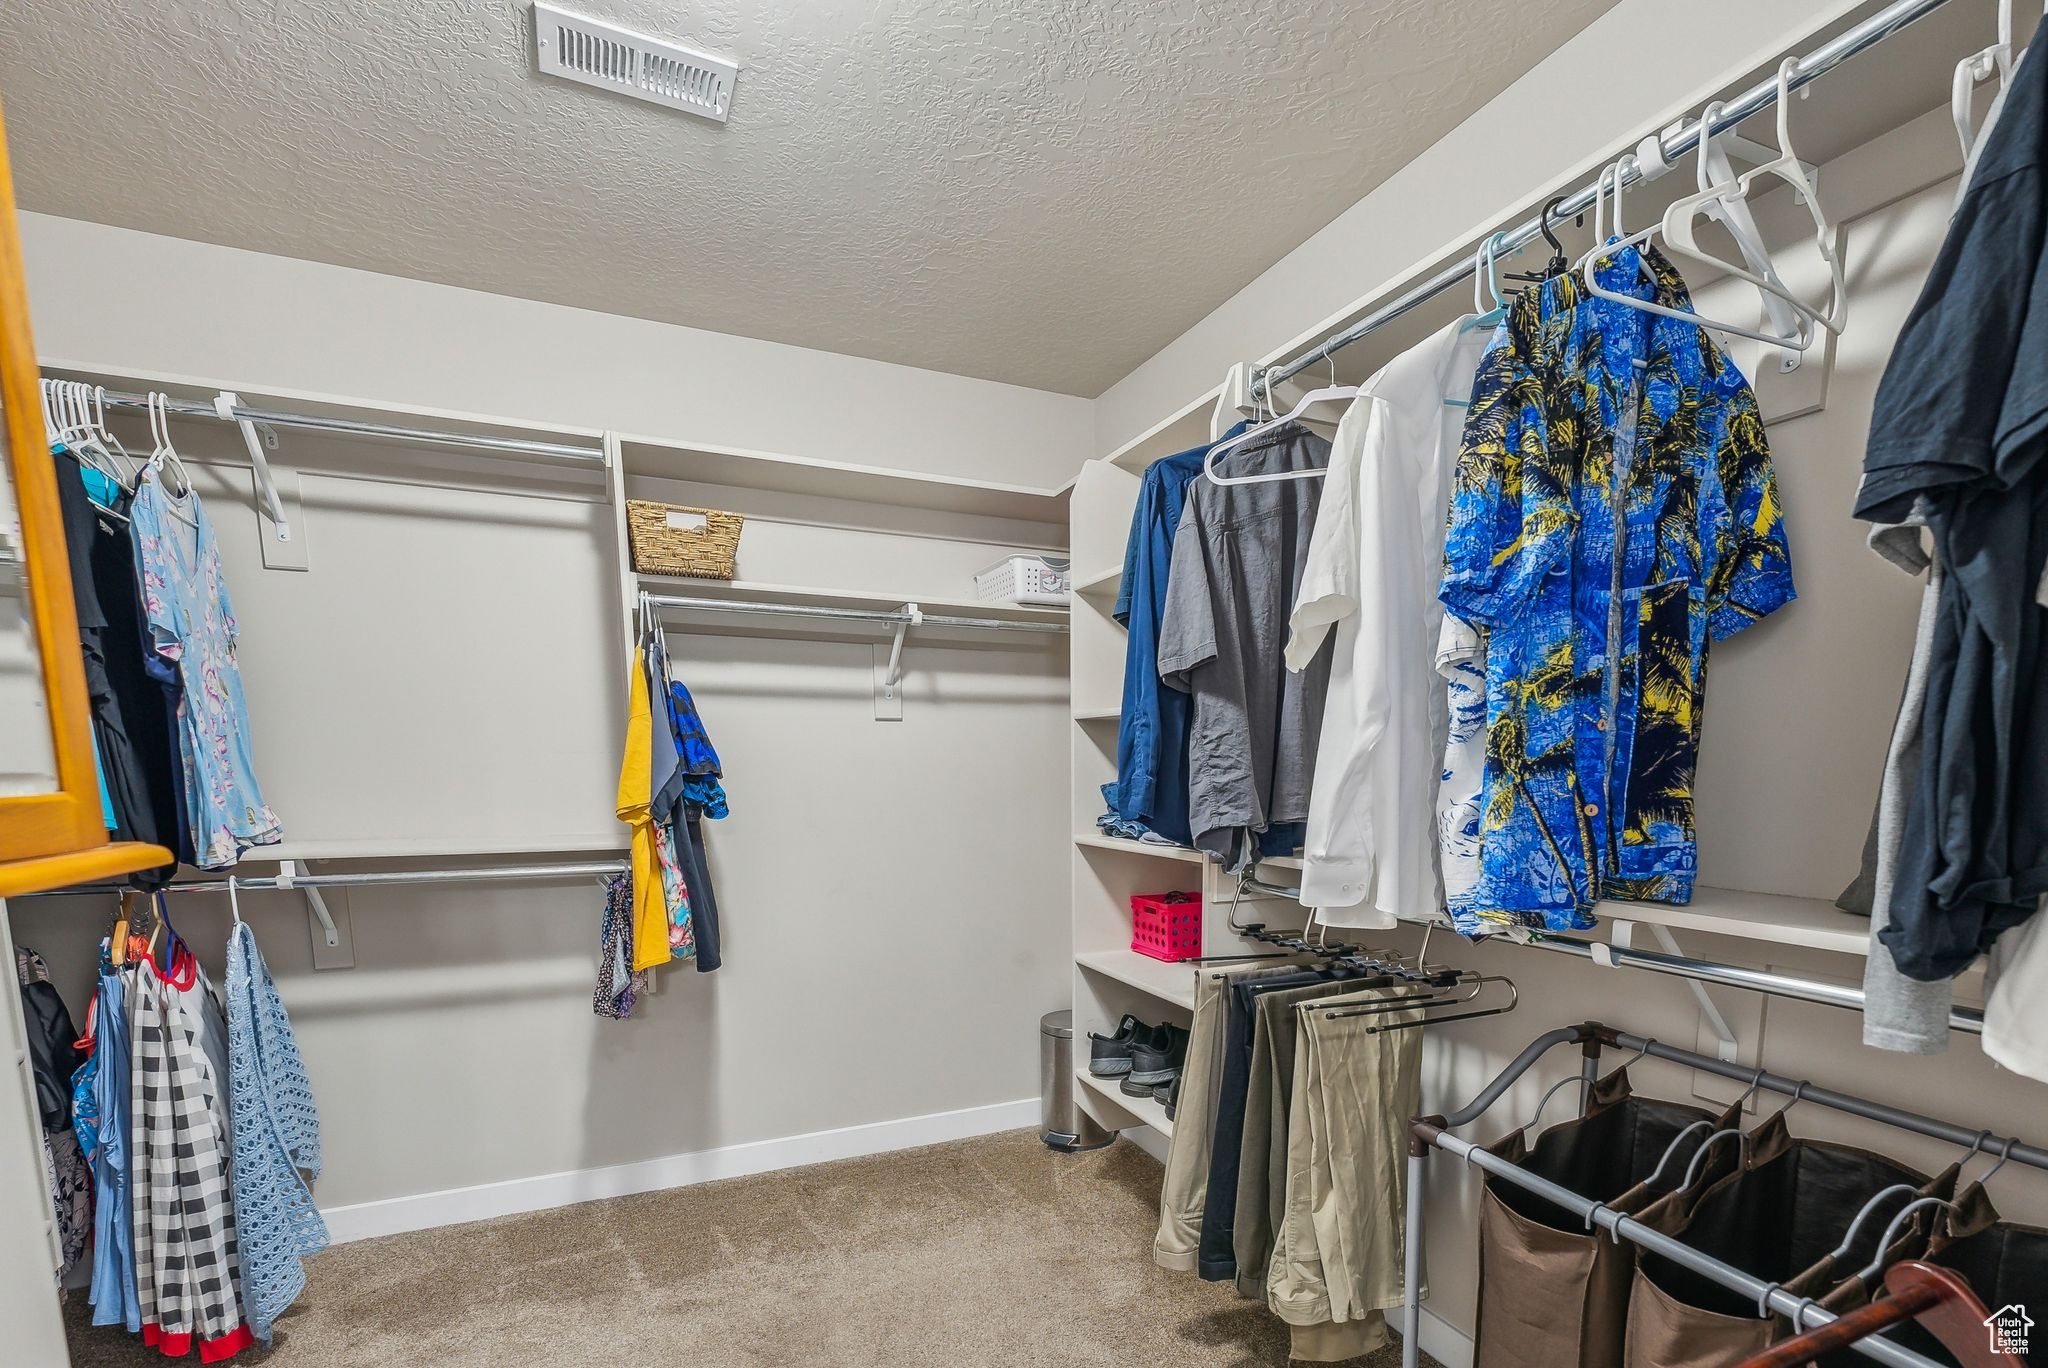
[0,0,1624,394]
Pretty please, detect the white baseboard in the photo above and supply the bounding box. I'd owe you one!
[1415,1306,1474,1368]
[320,1096,1039,1245]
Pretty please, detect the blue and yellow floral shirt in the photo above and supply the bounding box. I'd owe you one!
[1440,244,1795,930]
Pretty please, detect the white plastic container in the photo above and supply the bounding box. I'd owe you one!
[975,554,1071,605]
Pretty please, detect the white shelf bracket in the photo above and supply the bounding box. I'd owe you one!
[216,391,291,544]
[874,603,921,720]
[1645,923,1740,1061]
[1596,917,1736,1060]
[278,859,338,948]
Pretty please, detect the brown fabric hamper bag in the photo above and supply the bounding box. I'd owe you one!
[1471,1067,1741,1368]
[1622,1112,1960,1368]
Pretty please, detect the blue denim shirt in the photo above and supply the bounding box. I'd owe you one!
[1113,434,1222,846]
[1441,245,1795,929]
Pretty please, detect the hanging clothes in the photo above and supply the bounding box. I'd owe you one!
[642,633,696,963]
[1111,422,1250,847]
[651,630,733,970]
[1441,244,1795,929]
[1837,517,1955,1055]
[593,873,646,1019]
[130,946,255,1361]
[223,921,327,1344]
[1263,985,1423,1363]
[1435,611,1492,937]
[1235,978,1397,1364]
[52,450,182,882]
[86,944,142,1333]
[614,645,671,973]
[1286,317,1492,926]
[1158,424,1334,870]
[1155,963,1312,1272]
[131,475,282,870]
[17,945,92,1281]
[1853,36,2048,983]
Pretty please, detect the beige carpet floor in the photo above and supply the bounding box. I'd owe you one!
[64,1128,1437,1367]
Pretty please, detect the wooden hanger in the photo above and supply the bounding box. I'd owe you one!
[1731,1262,2021,1368]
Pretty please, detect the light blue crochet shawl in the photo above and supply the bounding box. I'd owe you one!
[225,921,328,1343]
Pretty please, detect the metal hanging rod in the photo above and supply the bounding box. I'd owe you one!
[1399,1021,2045,1368]
[1527,933,1987,1035]
[1254,0,1954,398]
[80,384,606,464]
[27,860,627,899]
[646,593,1070,634]
[1235,876,1986,1034]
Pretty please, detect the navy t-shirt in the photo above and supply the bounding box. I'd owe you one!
[1856,46,2048,979]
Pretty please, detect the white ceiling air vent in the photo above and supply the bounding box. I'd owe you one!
[532,4,737,123]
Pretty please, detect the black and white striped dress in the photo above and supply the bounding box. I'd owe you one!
[129,950,254,1359]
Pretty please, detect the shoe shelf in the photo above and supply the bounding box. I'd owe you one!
[1076,948,1198,1011]
[1076,1068,1175,1139]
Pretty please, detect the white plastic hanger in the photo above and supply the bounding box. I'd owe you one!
[1464,230,1511,332]
[50,380,135,495]
[1660,64,1847,340]
[1953,1,2042,154]
[145,391,195,502]
[1201,381,1353,486]
[1202,353,1364,485]
[1444,233,1511,410]
[1579,62,1845,349]
[1688,111,1811,358]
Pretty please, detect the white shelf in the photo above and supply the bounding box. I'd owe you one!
[1076,948,1199,1010]
[1593,886,1873,959]
[638,576,1068,625]
[1233,865,1869,958]
[618,432,1069,525]
[1074,832,1205,864]
[1073,707,1120,722]
[1076,1068,1174,1138]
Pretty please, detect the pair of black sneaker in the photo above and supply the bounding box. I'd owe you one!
[1086,1014,1189,1115]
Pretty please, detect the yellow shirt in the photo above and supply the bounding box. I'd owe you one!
[614,652,671,971]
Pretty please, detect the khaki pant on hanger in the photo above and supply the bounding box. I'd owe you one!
[1154,962,1304,1271]
[1266,987,1422,1362]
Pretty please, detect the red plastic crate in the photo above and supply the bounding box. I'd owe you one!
[1130,890,1202,962]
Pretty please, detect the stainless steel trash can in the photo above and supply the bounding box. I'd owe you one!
[1040,1010,1114,1152]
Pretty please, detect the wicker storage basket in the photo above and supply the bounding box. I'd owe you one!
[626,501,743,580]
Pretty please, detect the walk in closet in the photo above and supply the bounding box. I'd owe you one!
[3,1,2048,1366]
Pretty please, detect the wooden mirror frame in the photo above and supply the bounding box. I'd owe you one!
[0,97,171,895]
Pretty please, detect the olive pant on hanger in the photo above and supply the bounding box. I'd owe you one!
[1265,988,1423,1362]
[1153,963,1307,1271]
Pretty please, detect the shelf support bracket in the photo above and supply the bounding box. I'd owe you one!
[217,391,290,543]
[1595,918,1737,1061]
[874,603,921,721]
[278,859,338,949]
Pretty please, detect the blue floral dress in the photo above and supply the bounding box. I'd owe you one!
[131,476,282,868]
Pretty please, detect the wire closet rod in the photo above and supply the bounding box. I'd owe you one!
[646,592,1070,634]
[1255,0,1954,397]
[32,860,628,899]
[80,384,607,464]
